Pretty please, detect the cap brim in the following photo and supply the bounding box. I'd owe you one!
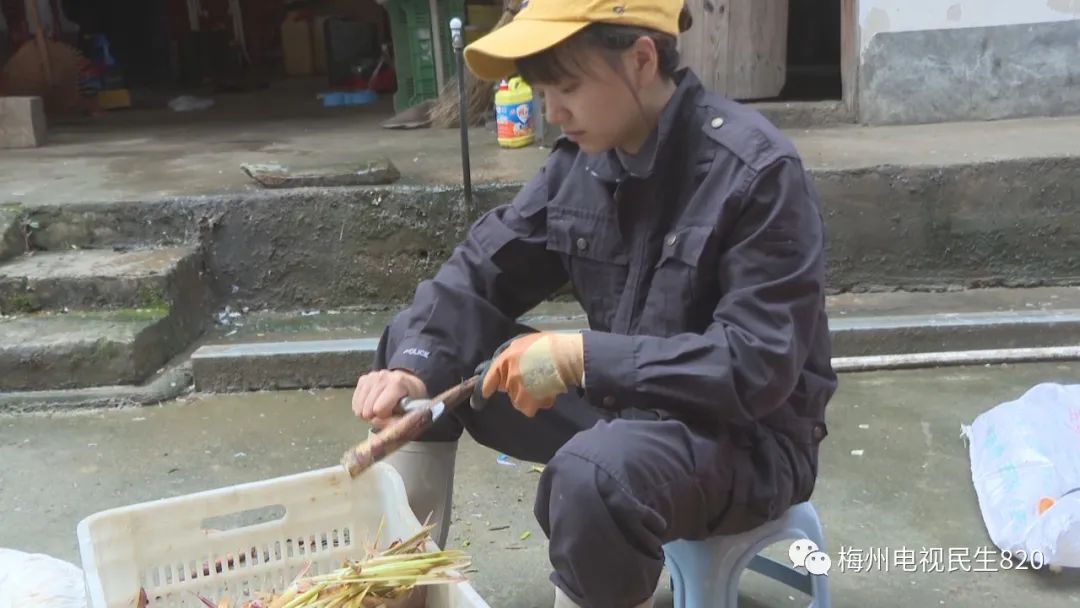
[464,19,589,81]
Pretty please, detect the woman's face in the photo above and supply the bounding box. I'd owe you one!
[530,51,650,155]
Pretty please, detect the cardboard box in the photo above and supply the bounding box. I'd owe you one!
[312,15,332,74]
[281,11,315,76]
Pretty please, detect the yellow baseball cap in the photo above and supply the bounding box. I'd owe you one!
[464,0,684,81]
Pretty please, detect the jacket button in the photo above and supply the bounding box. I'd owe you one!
[602,395,616,407]
[710,117,725,128]
[812,424,826,440]
[576,237,588,251]
[665,233,678,247]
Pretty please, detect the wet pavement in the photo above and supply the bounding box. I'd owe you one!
[3,363,1080,606]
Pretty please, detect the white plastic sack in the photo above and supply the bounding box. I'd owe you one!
[961,382,1080,568]
[168,95,214,112]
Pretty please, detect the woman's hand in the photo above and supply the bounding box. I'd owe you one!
[351,369,428,429]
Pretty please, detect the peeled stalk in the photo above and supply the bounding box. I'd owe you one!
[207,522,469,608]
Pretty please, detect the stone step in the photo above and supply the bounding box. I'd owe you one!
[0,203,22,262]
[189,303,585,392]
[190,287,1080,392]
[0,245,214,393]
[0,310,195,391]
[0,246,202,314]
[13,116,1080,307]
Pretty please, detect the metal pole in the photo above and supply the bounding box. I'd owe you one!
[450,17,473,212]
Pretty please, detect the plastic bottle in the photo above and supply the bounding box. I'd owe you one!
[494,77,535,148]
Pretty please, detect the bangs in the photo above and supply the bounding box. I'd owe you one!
[514,35,595,85]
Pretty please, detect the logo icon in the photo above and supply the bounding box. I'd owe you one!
[804,551,832,576]
[789,540,832,576]
[788,539,819,568]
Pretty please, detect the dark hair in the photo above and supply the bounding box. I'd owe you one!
[515,4,694,85]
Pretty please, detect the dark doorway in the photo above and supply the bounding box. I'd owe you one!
[780,0,842,100]
[62,0,173,86]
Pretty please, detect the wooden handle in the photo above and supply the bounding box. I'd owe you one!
[342,375,479,478]
[25,0,53,85]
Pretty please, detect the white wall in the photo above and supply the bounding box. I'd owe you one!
[860,0,1080,54]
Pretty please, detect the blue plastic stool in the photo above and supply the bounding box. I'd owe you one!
[663,502,831,608]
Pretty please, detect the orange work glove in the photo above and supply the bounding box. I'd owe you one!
[473,332,585,417]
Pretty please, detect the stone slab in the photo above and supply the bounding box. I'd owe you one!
[860,19,1080,125]
[0,96,46,148]
[191,338,379,392]
[241,159,401,188]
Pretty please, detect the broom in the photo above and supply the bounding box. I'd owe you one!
[0,38,87,116]
[429,0,523,128]
[1,0,88,117]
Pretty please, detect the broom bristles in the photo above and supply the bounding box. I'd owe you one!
[430,0,522,129]
[0,39,87,116]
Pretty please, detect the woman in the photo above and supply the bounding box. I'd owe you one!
[352,1,837,606]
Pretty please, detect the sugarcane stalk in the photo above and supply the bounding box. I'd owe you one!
[281,584,327,608]
[211,523,467,608]
[342,376,478,478]
[318,549,465,571]
[267,588,299,608]
[382,525,438,555]
[346,556,468,576]
[353,589,383,608]
[314,590,350,608]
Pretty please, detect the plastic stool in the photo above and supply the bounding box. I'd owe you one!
[663,502,831,608]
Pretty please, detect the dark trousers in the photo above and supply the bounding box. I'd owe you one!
[374,325,813,608]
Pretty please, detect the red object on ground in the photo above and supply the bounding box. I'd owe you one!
[342,64,396,93]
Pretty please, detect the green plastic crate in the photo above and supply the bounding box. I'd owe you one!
[387,0,467,112]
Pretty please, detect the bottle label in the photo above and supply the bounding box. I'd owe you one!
[496,100,534,140]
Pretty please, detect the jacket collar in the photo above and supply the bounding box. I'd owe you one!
[583,68,704,183]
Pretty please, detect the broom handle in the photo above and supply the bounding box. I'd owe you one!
[429,0,445,89]
[48,0,62,39]
[342,375,479,478]
[25,0,53,85]
[450,18,472,211]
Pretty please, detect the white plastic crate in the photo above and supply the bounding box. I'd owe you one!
[77,463,490,608]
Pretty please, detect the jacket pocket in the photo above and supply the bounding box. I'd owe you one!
[546,208,629,265]
[655,225,714,270]
[546,208,629,329]
[643,225,715,336]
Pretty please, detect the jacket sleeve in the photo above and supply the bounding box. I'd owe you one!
[383,161,568,396]
[581,156,828,428]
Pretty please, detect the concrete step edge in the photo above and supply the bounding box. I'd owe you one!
[0,361,193,413]
[190,308,1080,393]
[834,346,1080,373]
[829,309,1080,330]
[192,338,381,359]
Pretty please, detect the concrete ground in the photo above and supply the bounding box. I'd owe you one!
[4,76,1080,205]
[4,363,1080,606]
